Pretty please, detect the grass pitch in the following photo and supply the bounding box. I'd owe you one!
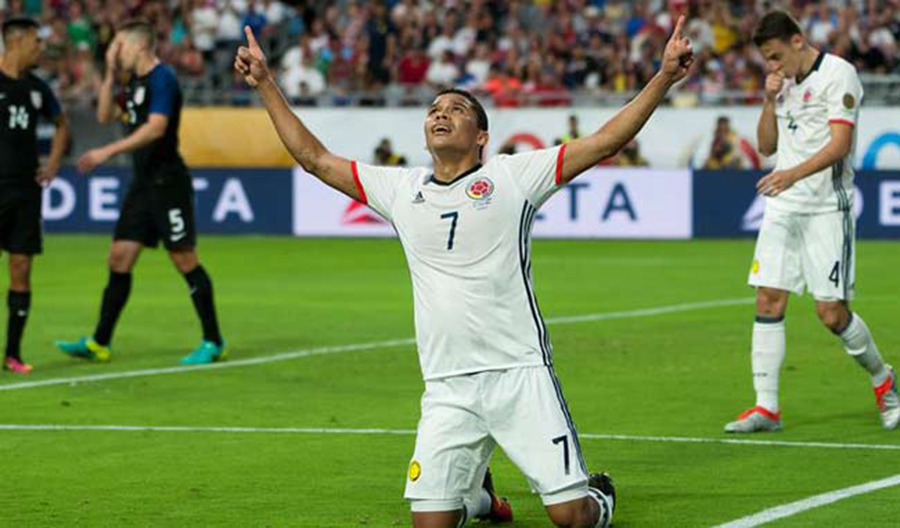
[1,236,898,527]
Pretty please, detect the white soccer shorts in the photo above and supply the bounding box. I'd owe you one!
[405,366,590,511]
[748,207,856,301]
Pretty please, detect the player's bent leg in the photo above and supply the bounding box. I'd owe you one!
[824,303,898,429]
[544,475,615,528]
[814,300,850,334]
[410,504,465,528]
[56,241,143,362]
[725,287,789,433]
[169,248,226,364]
[5,254,33,374]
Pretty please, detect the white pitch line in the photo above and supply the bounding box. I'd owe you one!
[0,424,897,453]
[0,297,753,392]
[579,433,900,452]
[711,474,900,528]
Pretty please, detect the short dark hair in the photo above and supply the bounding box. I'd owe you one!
[2,16,39,44]
[118,19,156,48]
[753,10,802,47]
[435,88,489,132]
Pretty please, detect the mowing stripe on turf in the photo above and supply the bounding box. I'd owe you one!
[711,474,900,528]
[0,297,753,392]
[0,424,897,453]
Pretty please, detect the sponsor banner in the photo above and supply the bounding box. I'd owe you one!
[42,167,293,234]
[693,170,900,239]
[292,167,692,239]
[184,106,900,170]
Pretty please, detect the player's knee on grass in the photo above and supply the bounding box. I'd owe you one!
[410,505,464,528]
[815,301,850,333]
[545,497,598,528]
[8,254,32,290]
[756,287,788,318]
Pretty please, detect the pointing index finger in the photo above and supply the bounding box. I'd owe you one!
[244,25,260,50]
[672,15,685,39]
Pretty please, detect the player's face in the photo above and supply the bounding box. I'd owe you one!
[118,35,146,71]
[17,29,43,67]
[424,93,487,157]
[759,36,803,78]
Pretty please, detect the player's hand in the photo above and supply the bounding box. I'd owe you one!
[105,37,121,74]
[756,169,799,197]
[764,70,785,103]
[661,15,694,83]
[235,26,270,88]
[77,148,111,175]
[35,164,58,186]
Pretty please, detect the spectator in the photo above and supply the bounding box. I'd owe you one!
[67,1,95,52]
[557,114,581,144]
[703,116,744,170]
[425,49,459,89]
[190,0,219,63]
[616,140,650,167]
[374,138,407,166]
[283,54,326,100]
[243,0,268,38]
[397,45,430,86]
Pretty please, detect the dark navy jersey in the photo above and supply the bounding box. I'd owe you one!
[0,71,61,187]
[121,62,188,184]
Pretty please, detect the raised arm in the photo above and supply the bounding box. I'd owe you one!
[96,37,122,124]
[558,16,694,183]
[234,27,361,201]
[757,69,783,156]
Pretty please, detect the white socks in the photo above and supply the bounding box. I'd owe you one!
[462,488,491,522]
[752,317,786,413]
[587,487,614,528]
[840,313,889,387]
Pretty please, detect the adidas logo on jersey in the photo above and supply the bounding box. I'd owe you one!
[412,191,425,204]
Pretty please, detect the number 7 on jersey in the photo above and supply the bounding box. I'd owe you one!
[440,211,459,251]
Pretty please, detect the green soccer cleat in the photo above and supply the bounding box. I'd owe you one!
[180,340,226,365]
[56,337,111,362]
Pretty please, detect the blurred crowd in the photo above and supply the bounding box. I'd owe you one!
[1,0,898,108]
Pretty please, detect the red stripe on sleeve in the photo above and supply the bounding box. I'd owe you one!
[828,119,855,128]
[351,161,368,204]
[555,143,568,186]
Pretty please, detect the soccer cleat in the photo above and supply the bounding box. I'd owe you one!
[476,468,513,523]
[56,337,111,362]
[874,365,899,430]
[3,357,33,374]
[588,472,616,528]
[180,340,226,365]
[724,405,782,433]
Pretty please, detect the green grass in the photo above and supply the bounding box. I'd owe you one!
[1,236,898,527]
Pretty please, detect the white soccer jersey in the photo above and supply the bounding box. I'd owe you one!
[353,146,567,381]
[769,53,863,214]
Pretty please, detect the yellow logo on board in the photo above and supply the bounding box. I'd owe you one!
[408,461,421,482]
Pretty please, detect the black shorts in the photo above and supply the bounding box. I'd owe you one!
[0,186,42,255]
[113,178,196,250]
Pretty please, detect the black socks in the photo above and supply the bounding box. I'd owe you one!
[183,265,223,346]
[93,271,132,346]
[6,290,31,359]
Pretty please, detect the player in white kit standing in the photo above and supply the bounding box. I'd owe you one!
[725,10,899,434]
[236,18,693,527]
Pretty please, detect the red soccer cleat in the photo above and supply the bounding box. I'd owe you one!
[477,468,513,523]
[3,357,33,374]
